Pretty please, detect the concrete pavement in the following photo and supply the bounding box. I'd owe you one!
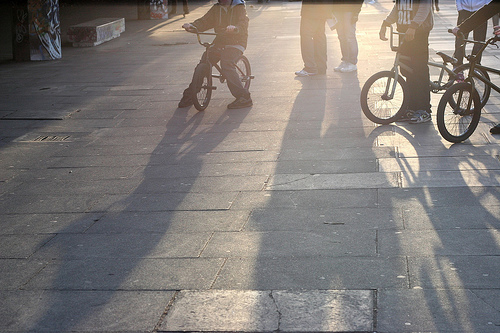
[1,1,500,332]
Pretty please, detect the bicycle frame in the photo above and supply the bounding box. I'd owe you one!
[385,26,457,99]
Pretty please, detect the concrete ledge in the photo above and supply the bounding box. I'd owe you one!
[67,18,125,47]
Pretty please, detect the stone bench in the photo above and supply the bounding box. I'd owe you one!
[67,18,125,47]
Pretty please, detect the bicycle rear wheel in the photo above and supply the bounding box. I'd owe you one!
[437,82,481,143]
[236,55,252,90]
[360,71,409,124]
[192,63,213,111]
[453,64,490,108]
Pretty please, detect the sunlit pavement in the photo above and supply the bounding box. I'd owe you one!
[1,1,500,332]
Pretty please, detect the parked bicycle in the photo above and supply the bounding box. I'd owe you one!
[360,26,490,125]
[437,32,500,143]
[187,27,254,111]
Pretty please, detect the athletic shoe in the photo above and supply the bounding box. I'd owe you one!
[339,63,357,73]
[410,110,431,123]
[490,123,500,134]
[295,69,317,77]
[334,62,347,72]
[178,95,193,108]
[227,96,253,109]
[397,110,414,122]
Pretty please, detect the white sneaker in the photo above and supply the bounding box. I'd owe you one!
[334,62,347,72]
[295,69,317,77]
[339,63,357,73]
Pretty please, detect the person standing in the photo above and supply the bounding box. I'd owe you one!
[453,1,500,134]
[295,0,332,76]
[453,0,490,72]
[169,0,189,16]
[379,0,434,124]
[332,0,363,73]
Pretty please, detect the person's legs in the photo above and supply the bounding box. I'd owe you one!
[179,49,220,107]
[220,47,249,99]
[454,10,473,66]
[399,30,430,120]
[471,20,487,64]
[181,0,189,14]
[299,16,326,74]
[336,11,358,65]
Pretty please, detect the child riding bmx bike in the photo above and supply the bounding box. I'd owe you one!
[178,0,252,110]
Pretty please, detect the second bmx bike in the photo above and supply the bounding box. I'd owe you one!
[188,27,254,111]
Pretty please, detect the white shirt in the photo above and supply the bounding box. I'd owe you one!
[456,0,492,12]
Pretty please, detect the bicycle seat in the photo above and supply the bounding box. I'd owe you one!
[436,52,458,65]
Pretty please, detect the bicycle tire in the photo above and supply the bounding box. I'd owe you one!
[191,63,212,111]
[236,55,252,90]
[453,64,490,108]
[360,71,409,124]
[437,82,482,143]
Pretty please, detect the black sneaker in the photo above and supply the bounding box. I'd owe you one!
[227,96,253,109]
[178,95,193,108]
[490,123,500,134]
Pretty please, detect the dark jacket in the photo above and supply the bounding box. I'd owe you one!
[458,2,500,34]
[191,0,249,49]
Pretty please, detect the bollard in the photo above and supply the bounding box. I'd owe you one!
[12,0,62,61]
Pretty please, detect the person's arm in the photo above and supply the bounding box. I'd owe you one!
[189,5,217,32]
[405,0,432,41]
[379,5,398,41]
[456,2,500,35]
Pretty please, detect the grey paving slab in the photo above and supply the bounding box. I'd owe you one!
[0,193,103,214]
[0,259,47,290]
[402,205,500,230]
[0,213,102,235]
[400,170,500,188]
[278,146,396,161]
[273,290,374,332]
[95,191,239,212]
[266,172,399,190]
[0,290,174,332]
[134,175,268,193]
[11,179,143,195]
[212,257,408,290]
[232,189,379,210]
[25,258,224,290]
[408,256,500,289]
[160,290,279,332]
[377,187,500,208]
[245,207,404,231]
[272,158,378,174]
[160,290,374,333]
[378,229,500,256]
[0,235,54,259]
[87,210,250,234]
[32,232,212,260]
[201,230,376,258]
[379,155,500,172]
[377,289,500,333]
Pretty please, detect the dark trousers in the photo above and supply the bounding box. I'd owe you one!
[454,10,487,65]
[168,0,188,14]
[184,47,249,100]
[399,29,430,112]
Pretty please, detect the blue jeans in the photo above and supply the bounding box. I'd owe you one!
[336,10,358,65]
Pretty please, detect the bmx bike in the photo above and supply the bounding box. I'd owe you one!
[437,32,500,143]
[360,26,490,125]
[187,27,254,111]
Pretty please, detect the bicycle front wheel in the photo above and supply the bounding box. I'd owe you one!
[453,64,490,108]
[192,63,213,111]
[236,56,252,90]
[437,82,481,143]
[360,71,408,124]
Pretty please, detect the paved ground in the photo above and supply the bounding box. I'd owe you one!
[1,1,500,332]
